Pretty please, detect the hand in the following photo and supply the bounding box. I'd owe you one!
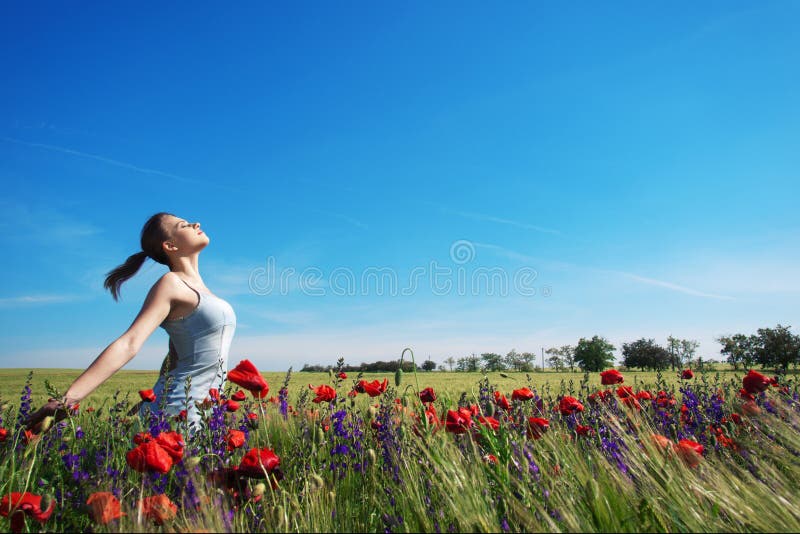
[24,398,76,434]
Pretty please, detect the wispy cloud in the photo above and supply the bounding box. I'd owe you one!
[609,271,735,300]
[0,294,82,307]
[439,205,561,235]
[475,241,734,300]
[0,201,103,242]
[0,136,241,192]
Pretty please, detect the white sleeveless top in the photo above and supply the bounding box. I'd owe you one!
[139,278,236,431]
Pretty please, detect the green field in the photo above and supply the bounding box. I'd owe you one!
[0,366,747,408]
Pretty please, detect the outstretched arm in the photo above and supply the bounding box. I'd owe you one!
[25,275,175,431]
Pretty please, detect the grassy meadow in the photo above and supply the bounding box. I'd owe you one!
[0,366,751,407]
[1,362,799,532]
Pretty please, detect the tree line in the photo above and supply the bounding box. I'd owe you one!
[299,324,800,373]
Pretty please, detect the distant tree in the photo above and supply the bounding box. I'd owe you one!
[444,356,456,372]
[456,354,480,372]
[421,359,437,372]
[717,334,758,370]
[481,353,506,372]
[438,364,447,372]
[519,352,536,372]
[621,338,670,371]
[504,349,522,371]
[754,324,800,372]
[546,354,565,372]
[546,345,575,372]
[666,336,700,369]
[574,336,616,372]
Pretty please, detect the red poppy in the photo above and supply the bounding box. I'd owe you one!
[424,404,442,429]
[511,388,534,401]
[419,387,437,403]
[477,415,500,431]
[138,494,177,525]
[655,391,676,408]
[238,448,281,478]
[356,379,388,397]
[0,428,7,442]
[621,395,641,411]
[1,492,55,533]
[681,369,694,379]
[741,400,761,416]
[731,413,743,425]
[576,424,594,437]
[175,410,187,421]
[445,408,474,434]
[494,391,511,411]
[309,384,337,403]
[558,396,584,416]
[337,372,348,379]
[225,429,246,451]
[208,388,220,402]
[231,390,246,402]
[482,454,499,465]
[126,440,173,474]
[86,492,124,524]
[247,412,258,421]
[527,417,549,440]
[650,434,672,450]
[674,439,704,468]
[154,431,184,462]
[742,370,770,395]
[133,432,152,445]
[636,390,653,401]
[600,369,624,385]
[228,359,269,397]
[738,388,755,401]
[225,400,240,412]
[588,389,613,404]
[22,429,39,445]
[138,389,156,403]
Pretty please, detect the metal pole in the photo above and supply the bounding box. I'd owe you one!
[541,347,544,371]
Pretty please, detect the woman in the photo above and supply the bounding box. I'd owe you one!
[24,212,237,433]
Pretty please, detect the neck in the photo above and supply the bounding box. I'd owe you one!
[170,254,201,280]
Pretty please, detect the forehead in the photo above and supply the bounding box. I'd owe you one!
[164,215,187,226]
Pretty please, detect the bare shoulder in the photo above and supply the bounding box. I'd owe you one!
[149,272,184,300]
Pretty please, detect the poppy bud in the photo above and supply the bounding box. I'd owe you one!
[313,425,324,445]
[368,405,378,418]
[367,448,377,464]
[62,435,72,443]
[40,493,55,514]
[395,368,403,387]
[185,456,201,469]
[40,416,54,433]
[328,491,336,500]
[253,483,267,497]
[328,369,334,379]
[309,473,325,492]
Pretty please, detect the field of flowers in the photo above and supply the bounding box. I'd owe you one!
[1,354,799,533]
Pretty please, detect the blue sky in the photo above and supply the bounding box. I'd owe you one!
[1,2,798,371]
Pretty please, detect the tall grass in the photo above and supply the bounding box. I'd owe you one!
[1,363,799,532]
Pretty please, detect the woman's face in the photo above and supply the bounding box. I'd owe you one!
[163,215,209,254]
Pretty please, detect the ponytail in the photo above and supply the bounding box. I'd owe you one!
[104,251,149,302]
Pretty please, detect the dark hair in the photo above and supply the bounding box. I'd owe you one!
[103,212,176,301]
